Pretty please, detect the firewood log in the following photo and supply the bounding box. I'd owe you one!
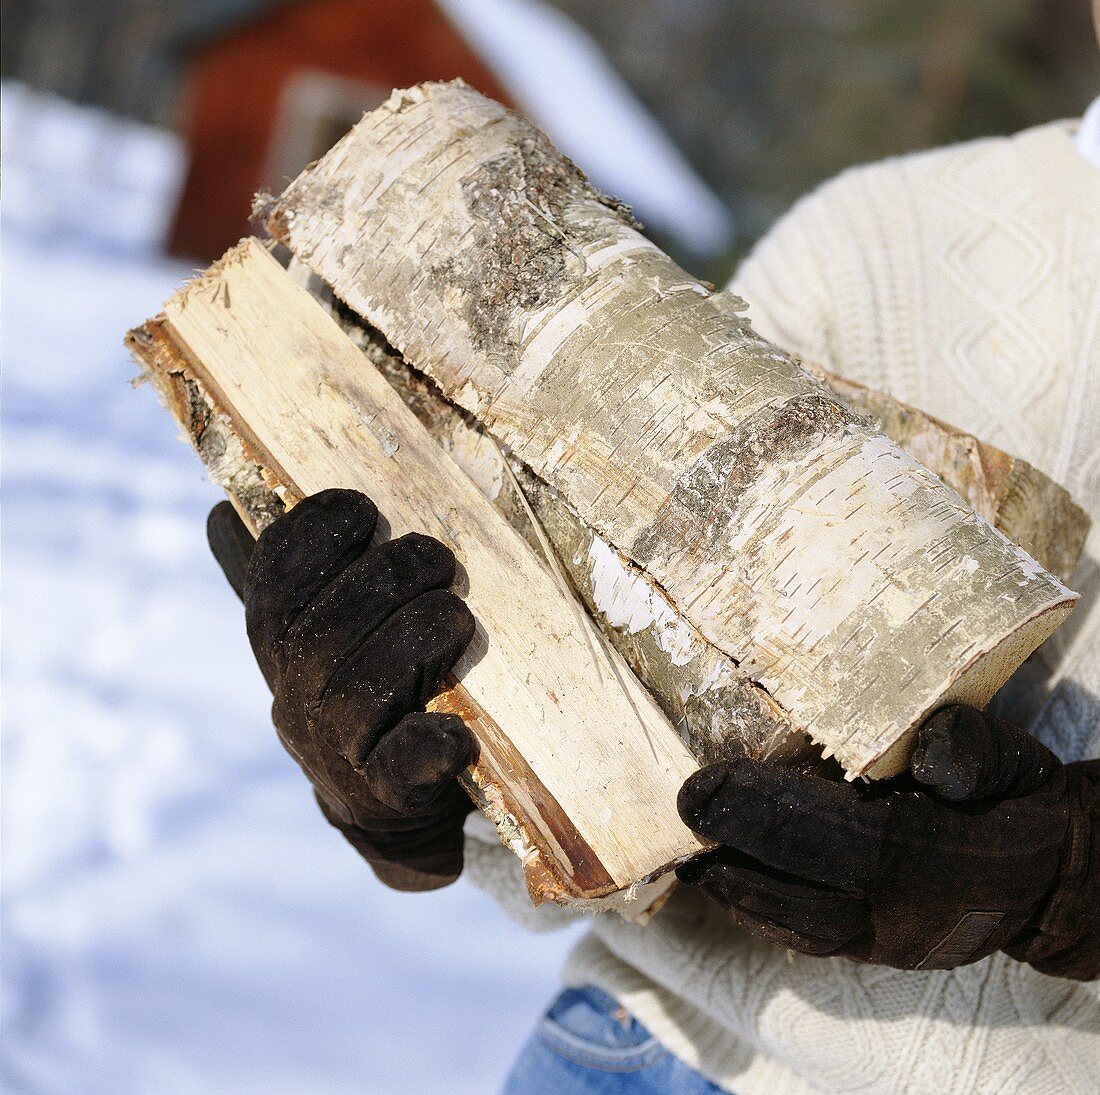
[129,82,1087,908]
[265,81,1076,781]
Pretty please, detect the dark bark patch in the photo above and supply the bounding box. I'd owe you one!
[634,394,858,568]
[437,126,637,372]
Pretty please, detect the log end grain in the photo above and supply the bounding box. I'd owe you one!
[858,595,1075,778]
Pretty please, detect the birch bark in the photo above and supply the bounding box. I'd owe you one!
[269,81,1077,777]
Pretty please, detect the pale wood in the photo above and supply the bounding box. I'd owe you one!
[128,238,706,907]
[268,80,1076,777]
[128,240,1091,913]
[129,86,1089,912]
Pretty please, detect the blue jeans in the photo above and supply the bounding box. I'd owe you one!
[502,985,727,1094]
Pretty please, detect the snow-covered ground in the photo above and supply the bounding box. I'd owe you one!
[1,85,582,1095]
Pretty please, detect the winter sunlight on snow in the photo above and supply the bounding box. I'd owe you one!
[0,83,581,1095]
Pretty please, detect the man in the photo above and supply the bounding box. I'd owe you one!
[207,61,1100,1095]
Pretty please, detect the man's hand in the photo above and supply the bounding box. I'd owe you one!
[677,706,1099,979]
[208,488,478,892]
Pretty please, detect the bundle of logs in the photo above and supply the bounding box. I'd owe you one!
[129,81,1088,914]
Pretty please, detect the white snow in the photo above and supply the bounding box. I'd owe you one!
[1,84,580,1095]
[438,0,734,260]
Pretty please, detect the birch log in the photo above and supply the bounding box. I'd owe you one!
[128,239,704,910]
[300,285,1088,772]
[129,242,1088,910]
[267,80,1076,778]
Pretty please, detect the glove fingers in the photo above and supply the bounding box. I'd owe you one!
[246,489,379,677]
[207,501,256,601]
[279,532,457,690]
[315,790,469,891]
[678,759,886,891]
[680,853,869,957]
[313,589,476,768]
[913,705,1059,801]
[363,712,478,815]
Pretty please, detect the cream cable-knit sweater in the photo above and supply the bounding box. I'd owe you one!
[465,117,1100,1093]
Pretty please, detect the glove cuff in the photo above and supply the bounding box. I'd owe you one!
[1003,760,1100,981]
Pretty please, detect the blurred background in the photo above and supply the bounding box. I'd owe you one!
[1,1,1096,1092]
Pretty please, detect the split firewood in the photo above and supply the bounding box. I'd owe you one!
[129,241,701,912]
[129,82,1087,909]
[265,81,1076,782]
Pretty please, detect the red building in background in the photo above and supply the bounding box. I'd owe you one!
[168,0,512,260]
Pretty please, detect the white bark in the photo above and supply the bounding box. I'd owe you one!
[809,367,1090,586]
[269,81,1076,777]
[316,289,1089,772]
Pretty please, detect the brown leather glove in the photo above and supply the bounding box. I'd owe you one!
[677,706,1099,979]
[208,488,478,892]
